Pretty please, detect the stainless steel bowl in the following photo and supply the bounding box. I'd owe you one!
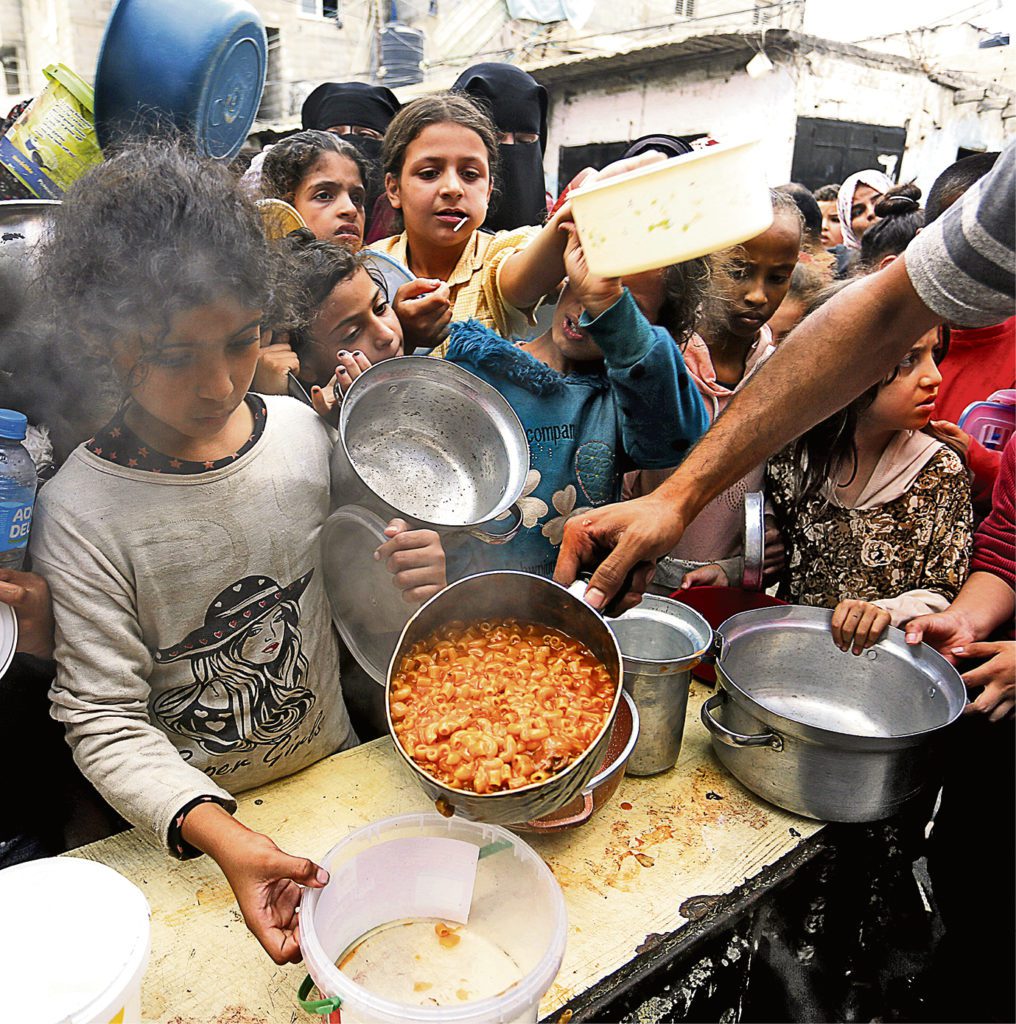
[386,571,624,825]
[331,357,528,543]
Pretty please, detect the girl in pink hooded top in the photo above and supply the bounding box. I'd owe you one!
[626,191,803,589]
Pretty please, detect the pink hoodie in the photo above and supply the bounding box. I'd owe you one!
[626,326,775,564]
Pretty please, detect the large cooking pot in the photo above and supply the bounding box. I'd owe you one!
[0,200,60,262]
[331,357,528,543]
[386,571,624,825]
[700,605,967,822]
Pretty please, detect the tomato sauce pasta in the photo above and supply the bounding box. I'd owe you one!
[391,619,616,794]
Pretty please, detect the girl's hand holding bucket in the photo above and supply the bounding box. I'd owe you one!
[180,802,329,965]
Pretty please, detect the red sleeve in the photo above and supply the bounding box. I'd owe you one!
[966,439,1002,515]
[971,436,1016,588]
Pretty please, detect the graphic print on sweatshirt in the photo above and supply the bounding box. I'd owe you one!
[152,571,317,767]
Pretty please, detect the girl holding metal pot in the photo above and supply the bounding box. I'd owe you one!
[24,144,444,967]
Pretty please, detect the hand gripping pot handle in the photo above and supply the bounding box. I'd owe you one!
[466,501,523,545]
[701,691,783,751]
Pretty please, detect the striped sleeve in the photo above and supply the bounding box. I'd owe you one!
[905,141,1015,328]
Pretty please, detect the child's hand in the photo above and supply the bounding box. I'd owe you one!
[335,349,372,396]
[955,641,1015,721]
[182,802,328,965]
[253,341,300,396]
[680,564,731,589]
[310,379,339,426]
[0,569,55,659]
[762,516,786,582]
[393,278,452,351]
[831,599,891,654]
[375,518,447,605]
[559,221,622,318]
[929,420,971,459]
[309,352,374,425]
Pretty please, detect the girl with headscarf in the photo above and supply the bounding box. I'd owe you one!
[837,169,893,249]
[452,62,549,232]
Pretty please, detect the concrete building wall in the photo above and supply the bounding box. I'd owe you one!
[541,43,1009,195]
[794,46,1009,190]
[543,54,799,193]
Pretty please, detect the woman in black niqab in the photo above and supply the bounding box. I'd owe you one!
[452,63,549,232]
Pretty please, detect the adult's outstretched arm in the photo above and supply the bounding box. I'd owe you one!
[554,253,941,609]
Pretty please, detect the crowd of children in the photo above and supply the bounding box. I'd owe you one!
[0,68,1011,997]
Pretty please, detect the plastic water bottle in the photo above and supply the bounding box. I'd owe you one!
[0,410,37,570]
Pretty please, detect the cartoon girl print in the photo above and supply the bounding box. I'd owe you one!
[152,572,316,766]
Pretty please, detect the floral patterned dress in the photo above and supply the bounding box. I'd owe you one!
[767,442,972,622]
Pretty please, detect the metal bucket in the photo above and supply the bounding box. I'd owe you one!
[608,595,713,775]
[331,357,528,544]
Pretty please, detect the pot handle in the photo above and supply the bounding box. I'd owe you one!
[467,502,523,545]
[701,692,783,751]
[524,791,595,833]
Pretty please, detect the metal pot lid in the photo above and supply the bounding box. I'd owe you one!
[715,605,967,746]
[608,593,712,674]
[321,504,412,684]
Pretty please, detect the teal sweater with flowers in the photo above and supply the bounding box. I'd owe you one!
[445,290,708,579]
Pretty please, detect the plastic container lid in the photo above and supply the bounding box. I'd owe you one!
[0,409,28,440]
[0,857,151,1023]
[321,504,413,683]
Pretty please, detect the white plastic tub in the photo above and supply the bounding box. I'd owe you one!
[299,813,567,1024]
[569,139,773,277]
[0,857,151,1024]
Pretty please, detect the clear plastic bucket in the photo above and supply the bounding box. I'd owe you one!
[299,813,567,1024]
[0,857,151,1023]
[0,63,104,199]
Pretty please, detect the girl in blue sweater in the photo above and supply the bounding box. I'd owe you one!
[444,223,710,578]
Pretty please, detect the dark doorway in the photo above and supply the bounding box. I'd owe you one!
[790,117,906,191]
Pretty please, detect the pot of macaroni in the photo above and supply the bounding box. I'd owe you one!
[386,571,624,825]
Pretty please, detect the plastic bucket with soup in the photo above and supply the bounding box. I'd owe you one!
[386,571,624,825]
[0,857,150,1024]
[299,813,567,1024]
[569,139,773,278]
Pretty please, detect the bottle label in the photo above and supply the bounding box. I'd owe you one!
[0,500,33,551]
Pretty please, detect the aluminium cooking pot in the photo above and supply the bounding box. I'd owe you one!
[385,571,624,826]
[330,357,528,544]
[700,605,967,822]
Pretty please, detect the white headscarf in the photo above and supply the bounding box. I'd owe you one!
[837,169,893,249]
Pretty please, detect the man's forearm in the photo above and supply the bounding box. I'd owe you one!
[657,254,941,523]
[950,572,1016,640]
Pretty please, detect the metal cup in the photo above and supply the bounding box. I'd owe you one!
[608,596,713,776]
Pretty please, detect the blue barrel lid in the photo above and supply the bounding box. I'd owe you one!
[0,409,28,441]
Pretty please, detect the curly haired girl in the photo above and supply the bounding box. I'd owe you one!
[28,143,444,965]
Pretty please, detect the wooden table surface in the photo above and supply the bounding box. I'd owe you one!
[71,680,823,1023]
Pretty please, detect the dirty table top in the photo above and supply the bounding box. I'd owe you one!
[71,680,822,1023]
